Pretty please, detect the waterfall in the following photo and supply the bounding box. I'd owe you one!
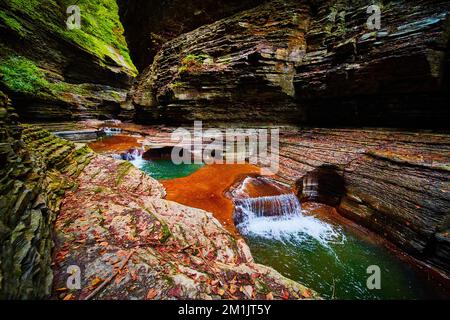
[121,148,145,168]
[100,127,122,136]
[234,192,345,246]
[235,194,302,219]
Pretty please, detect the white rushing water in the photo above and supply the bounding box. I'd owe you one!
[115,148,145,168]
[129,148,145,168]
[235,193,345,247]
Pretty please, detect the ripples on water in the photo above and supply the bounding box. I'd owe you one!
[234,189,447,299]
[235,194,346,248]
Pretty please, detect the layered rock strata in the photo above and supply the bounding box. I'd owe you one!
[118,0,265,71]
[77,122,450,278]
[130,0,449,127]
[0,0,137,121]
[0,92,93,299]
[277,128,450,276]
[3,120,317,299]
[51,154,316,299]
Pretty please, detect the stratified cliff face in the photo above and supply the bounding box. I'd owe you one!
[277,129,450,275]
[118,0,265,71]
[296,0,450,128]
[131,0,310,124]
[0,0,137,121]
[130,0,449,127]
[0,91,94,298]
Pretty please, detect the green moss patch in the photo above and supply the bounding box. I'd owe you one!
[179,53,212,74]
[0,56,91,96]
[0,11,27,37]
[0,56,49,94]
[3,0,137,76]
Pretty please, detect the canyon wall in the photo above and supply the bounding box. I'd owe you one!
[130,0,449,127]
[278,129,450,275]
[118,0,265,71]
[0,91,93,298]
[0,0,137,121]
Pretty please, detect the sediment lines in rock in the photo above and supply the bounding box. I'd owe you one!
[130,0,450,127]
[15,125,317,300]
[276,128,450,275]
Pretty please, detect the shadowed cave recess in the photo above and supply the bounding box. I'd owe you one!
[0,0,449,300]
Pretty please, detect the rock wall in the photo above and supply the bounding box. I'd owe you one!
[130,0,450,127]
[276,128,450,275]
[131,0,310,124]
[296,0,450,128]
[0,91,93,298]
[118,0,265,71]
[0,0,137,121]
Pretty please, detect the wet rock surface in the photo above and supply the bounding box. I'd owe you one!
[80,122,450,278]
[0,92,93,298]
[277,128,450,275]
[0,0,137,121]
[49,151,316,300]
[2,117,317,299]
[130,0,450,127]
[1,0,449,299]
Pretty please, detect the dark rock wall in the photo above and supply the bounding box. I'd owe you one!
[130,0,450,128]
[296,0,450,128]
[118,0,265,71]
[0,91,94,298]
[131,0,311,124]
[0,91,53,298]
[0,0,137,122]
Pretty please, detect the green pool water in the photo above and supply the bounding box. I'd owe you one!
[138,159,203,180]
[135,159,448,300]
[243,226,448,300]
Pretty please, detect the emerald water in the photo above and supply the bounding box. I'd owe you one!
[132,158,448,300]
[137,159,203,180]
[234,192,448,300]
[244,233,446,299]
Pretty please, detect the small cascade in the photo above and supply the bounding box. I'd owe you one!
[235,194,302,219]
[233,177,345,246]
[121,148,145,168]
[100,127,122,136]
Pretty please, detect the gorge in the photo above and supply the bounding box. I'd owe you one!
[0,0,449,300]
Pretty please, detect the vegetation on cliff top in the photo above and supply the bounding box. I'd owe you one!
[1,0,137,75]
[0,56,89,96]
[0,56,49,94]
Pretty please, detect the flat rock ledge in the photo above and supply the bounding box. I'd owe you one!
[21,128,317,300]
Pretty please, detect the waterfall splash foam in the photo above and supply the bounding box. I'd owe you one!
[235,192,345,247]
[119,148,145,168]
